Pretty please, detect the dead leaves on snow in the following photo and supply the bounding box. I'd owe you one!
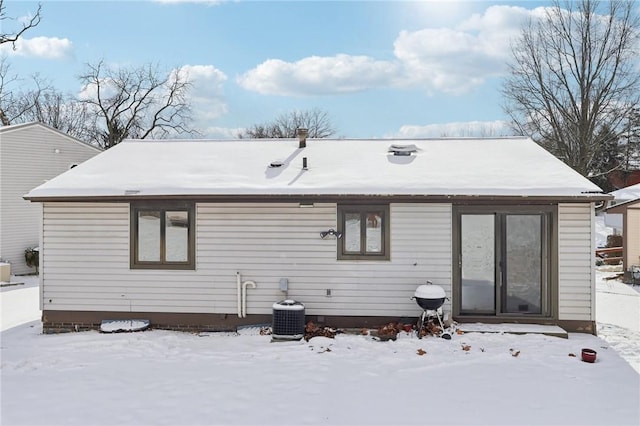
[416,320,444,338]
[416,348,427,356]
[510,348,520,357]
[304,321,338,341]
[376,323,400,341]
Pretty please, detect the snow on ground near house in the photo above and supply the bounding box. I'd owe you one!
[1,271,639,426]
[595,268,640,375]
[594,214,613,248]
[2,323,639,426]
[596,270,640,333]
[0,275,40,332]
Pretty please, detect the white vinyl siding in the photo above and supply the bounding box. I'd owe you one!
[0,124,100,274]
[625,202,640,269]
[557,203,595,321]
[41,202,452,317]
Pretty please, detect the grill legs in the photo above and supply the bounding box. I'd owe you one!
[416,309,451,340]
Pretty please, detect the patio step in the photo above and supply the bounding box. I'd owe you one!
[458,323,568,338]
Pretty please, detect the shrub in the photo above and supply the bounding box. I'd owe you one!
[24,247,39,274]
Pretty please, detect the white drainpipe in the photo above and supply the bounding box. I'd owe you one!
[242,280,256,318]
[236,272,257,318]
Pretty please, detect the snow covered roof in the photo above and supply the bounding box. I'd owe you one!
[0,122,102,152]
[25,137,607,200]
[605,183,640,212]
[609,183,640,202]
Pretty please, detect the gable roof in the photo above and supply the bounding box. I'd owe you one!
[24,136,608,201]
[0,122,102,152]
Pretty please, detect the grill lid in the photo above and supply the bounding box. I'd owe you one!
[414,284,446,299]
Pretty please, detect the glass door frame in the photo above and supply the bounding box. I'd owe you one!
[452,205,558,319]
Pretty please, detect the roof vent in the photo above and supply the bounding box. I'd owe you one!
[297,128,308,148]
[269,161,284,168]
[388,144,418,156]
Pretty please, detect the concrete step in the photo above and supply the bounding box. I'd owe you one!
[458,323,568,338]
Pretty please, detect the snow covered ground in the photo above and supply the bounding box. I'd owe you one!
[594,267,640,376]
[0,276,40,332]
[1,271,639,426]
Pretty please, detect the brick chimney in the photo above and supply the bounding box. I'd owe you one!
[297,128,308,148]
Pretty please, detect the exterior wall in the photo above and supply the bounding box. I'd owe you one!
[41,200,598,332]
[624,201,640,269]
[41,202,452,319]
[557,203,595,323]
[0,124,100,275]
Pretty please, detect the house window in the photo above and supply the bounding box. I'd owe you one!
[131,203,195,269]
[337,204,390,260]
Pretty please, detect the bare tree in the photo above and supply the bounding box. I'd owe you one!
[240,108,336,139]
[617,107,640,184]
[17,83,94,141]
[0,61,94,139]
[502,0,640,177]
[0,57,18,125]
[0,1,42,125]
[78,60,195,149]
[0,0,42,48]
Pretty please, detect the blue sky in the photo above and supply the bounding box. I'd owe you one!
[2,0,554,139]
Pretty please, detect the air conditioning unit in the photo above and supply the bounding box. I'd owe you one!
[272,299,305,340]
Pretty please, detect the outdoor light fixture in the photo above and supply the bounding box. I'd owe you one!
[320,229,342,239]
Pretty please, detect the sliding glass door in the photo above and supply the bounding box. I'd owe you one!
[461,214,496,313]
[504,215,543,314]
[456,208,552,317]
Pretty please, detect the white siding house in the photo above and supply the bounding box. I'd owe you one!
[0,122,101,275]
[606,198,640,275]
[25,135,610,334]
[557,203,596,326]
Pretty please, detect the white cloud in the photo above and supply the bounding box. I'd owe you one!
[238,5,543,97]
[0,36,73,59]
[199,126,245,139]
[77,77,117,101]
[77,64,229,132]
[393,28,489,94]
[394,5,532,94]
[178,64,229,121]
[237,54,399,96]
[393,120,514,138]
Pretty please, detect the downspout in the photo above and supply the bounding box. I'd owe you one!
[39,203,44,312]
[237,272,242,317]
[242,280,257,318]
[590,203,596,326]
[236,272,257,318]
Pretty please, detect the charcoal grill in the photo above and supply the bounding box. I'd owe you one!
[412,281,451,340]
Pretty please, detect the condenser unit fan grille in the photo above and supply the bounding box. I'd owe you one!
[272,300,305,340]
